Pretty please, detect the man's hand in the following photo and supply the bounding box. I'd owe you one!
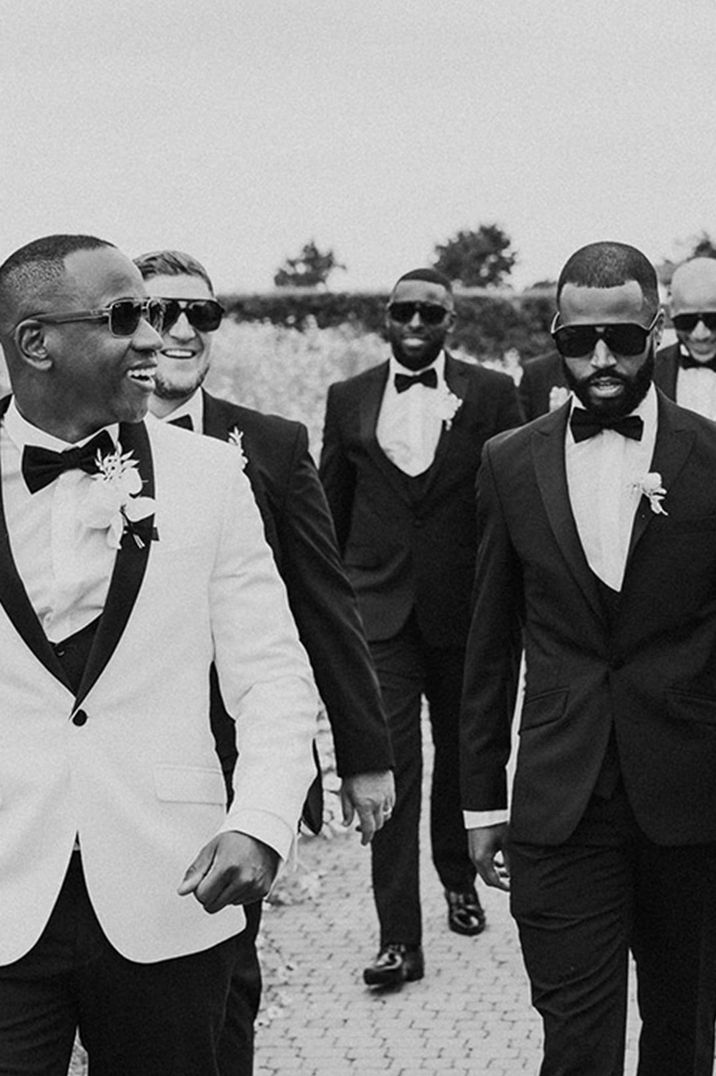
[340,770,395,846]
[468,823,511,892]
[178,831,279,914]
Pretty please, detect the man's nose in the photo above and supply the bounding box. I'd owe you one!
[590,338,618,369]
[407,310,425,329]
[168,312,196,341]
[133,317,163,350]
[691,317,713,340]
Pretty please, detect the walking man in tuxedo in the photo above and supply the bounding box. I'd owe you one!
[461,240,716,1075]
[136,248,394,1071]
[654,257,716,419]
[320,268,522,987]
[0,234,317,1075]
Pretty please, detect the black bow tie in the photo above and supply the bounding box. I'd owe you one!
[394,368,438,393]
[22,430,115,494]
[167,414,194,431]
[570,410,643,444]
[680,352,716,373]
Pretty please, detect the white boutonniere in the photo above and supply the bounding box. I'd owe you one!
[436,386,463,431]
[80,444,156,548]
[227,426,248,469]
[549,385,571,412]
[632,472,668,516]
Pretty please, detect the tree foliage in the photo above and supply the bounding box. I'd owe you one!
[274,240,346,288]
[432,224,517,287]
[690,230,716,259]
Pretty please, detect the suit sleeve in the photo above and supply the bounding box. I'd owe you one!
[460,441,523,814]
[318,384,356,554]
[209,457,319,860]
[276,424,393,776]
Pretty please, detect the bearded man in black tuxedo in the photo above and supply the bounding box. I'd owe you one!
[320,268,522,987]
[462,241,716,1075]
[136,248,394,1075]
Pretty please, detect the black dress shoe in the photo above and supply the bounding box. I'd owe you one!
[363,943,425,987]
[445,888,486,936]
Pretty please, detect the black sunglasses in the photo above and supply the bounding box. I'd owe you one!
[672,312,716,334]
[387,301,450,326]
[550,312,659,358]
[31,298,165,337]
[161,298,224,333]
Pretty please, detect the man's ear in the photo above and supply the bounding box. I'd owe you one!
[13,320,52,371]
[653,308,665,349]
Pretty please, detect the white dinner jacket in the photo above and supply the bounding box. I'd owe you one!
[0,409,317,965]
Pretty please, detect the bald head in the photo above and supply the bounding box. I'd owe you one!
[670,258,716,362]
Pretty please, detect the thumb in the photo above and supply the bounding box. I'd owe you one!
[177,839,216,896]
[340,786,355,829]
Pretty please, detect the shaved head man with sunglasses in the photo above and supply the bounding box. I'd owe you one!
[0,235,318,1075]
[461,240,716,1075]
[136,248,394,1074]
[653,257,716,420]
[319,268,522,988]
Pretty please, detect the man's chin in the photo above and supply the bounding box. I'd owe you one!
[154,373,207,401]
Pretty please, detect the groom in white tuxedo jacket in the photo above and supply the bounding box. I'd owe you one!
[0,234,317,1075]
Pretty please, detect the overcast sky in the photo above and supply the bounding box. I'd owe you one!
[1,0,713,293]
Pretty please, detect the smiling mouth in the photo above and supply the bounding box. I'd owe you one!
[162,348,197,360]
[126,367,156,388]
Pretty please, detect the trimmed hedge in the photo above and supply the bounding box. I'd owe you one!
[218,287,557,361]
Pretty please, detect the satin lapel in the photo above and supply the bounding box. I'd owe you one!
[360,363,413,503]
[626,392,694,563]
[653,347,679,401]
[74,420,155,710]
[531,404,606,625]
[201,390,231,441]
[0,396,69,687]
[420,353,468,502]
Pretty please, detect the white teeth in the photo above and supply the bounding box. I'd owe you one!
[163,349,194,358]
[127,369,154,382]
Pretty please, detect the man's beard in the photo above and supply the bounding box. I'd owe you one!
[153,365,209,401]
[563,346,655,419]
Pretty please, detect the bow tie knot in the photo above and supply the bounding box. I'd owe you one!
[22,430,115,494]
[680,352,716,373]
[394,368,438,393]
[569,410,643,443]
[167,414,194,431]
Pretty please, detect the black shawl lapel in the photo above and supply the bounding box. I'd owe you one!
[419,353,469,502]
[531,403,606,626]
[359,362,414,504]
[626,391,694,564]
[653,345,679,401]
[0,396,70,687]
[74,419,155,711]
[202,390,233,441]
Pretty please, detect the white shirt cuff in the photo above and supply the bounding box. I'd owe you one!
[464,809,509,829]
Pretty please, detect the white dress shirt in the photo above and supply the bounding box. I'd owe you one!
[157,390,204,431]
[465,385,659,831]
[376,352,447,475]
[675,346,716,421]
[1,400,119,643]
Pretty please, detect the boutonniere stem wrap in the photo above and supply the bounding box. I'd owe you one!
[79,444,156,548]
[633,472,668,515]
[436,386,463,431]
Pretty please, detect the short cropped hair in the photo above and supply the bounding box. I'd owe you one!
[0,234,114,335]
[134,250,214,294]
[557,242,659,315]
[393,267,454,295]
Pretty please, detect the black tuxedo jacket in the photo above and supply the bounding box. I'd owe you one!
[201,391,392,778]
[319,354,522,649]
[653,342,680,400]
[461,391,716,846]
[518,350,566,421]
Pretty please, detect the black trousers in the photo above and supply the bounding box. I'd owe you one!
[0,853,237,1076]
[368,614,476,947]
[218,901,263,1076]
[510,786,716,1076]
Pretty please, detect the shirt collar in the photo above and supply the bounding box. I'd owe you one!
[388,350,446,384]
[3,398,119,453]
[155,390,204,430]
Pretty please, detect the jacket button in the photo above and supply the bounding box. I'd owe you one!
[72,710,88,726]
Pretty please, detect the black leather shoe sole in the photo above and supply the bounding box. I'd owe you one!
[363,945,425,987]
